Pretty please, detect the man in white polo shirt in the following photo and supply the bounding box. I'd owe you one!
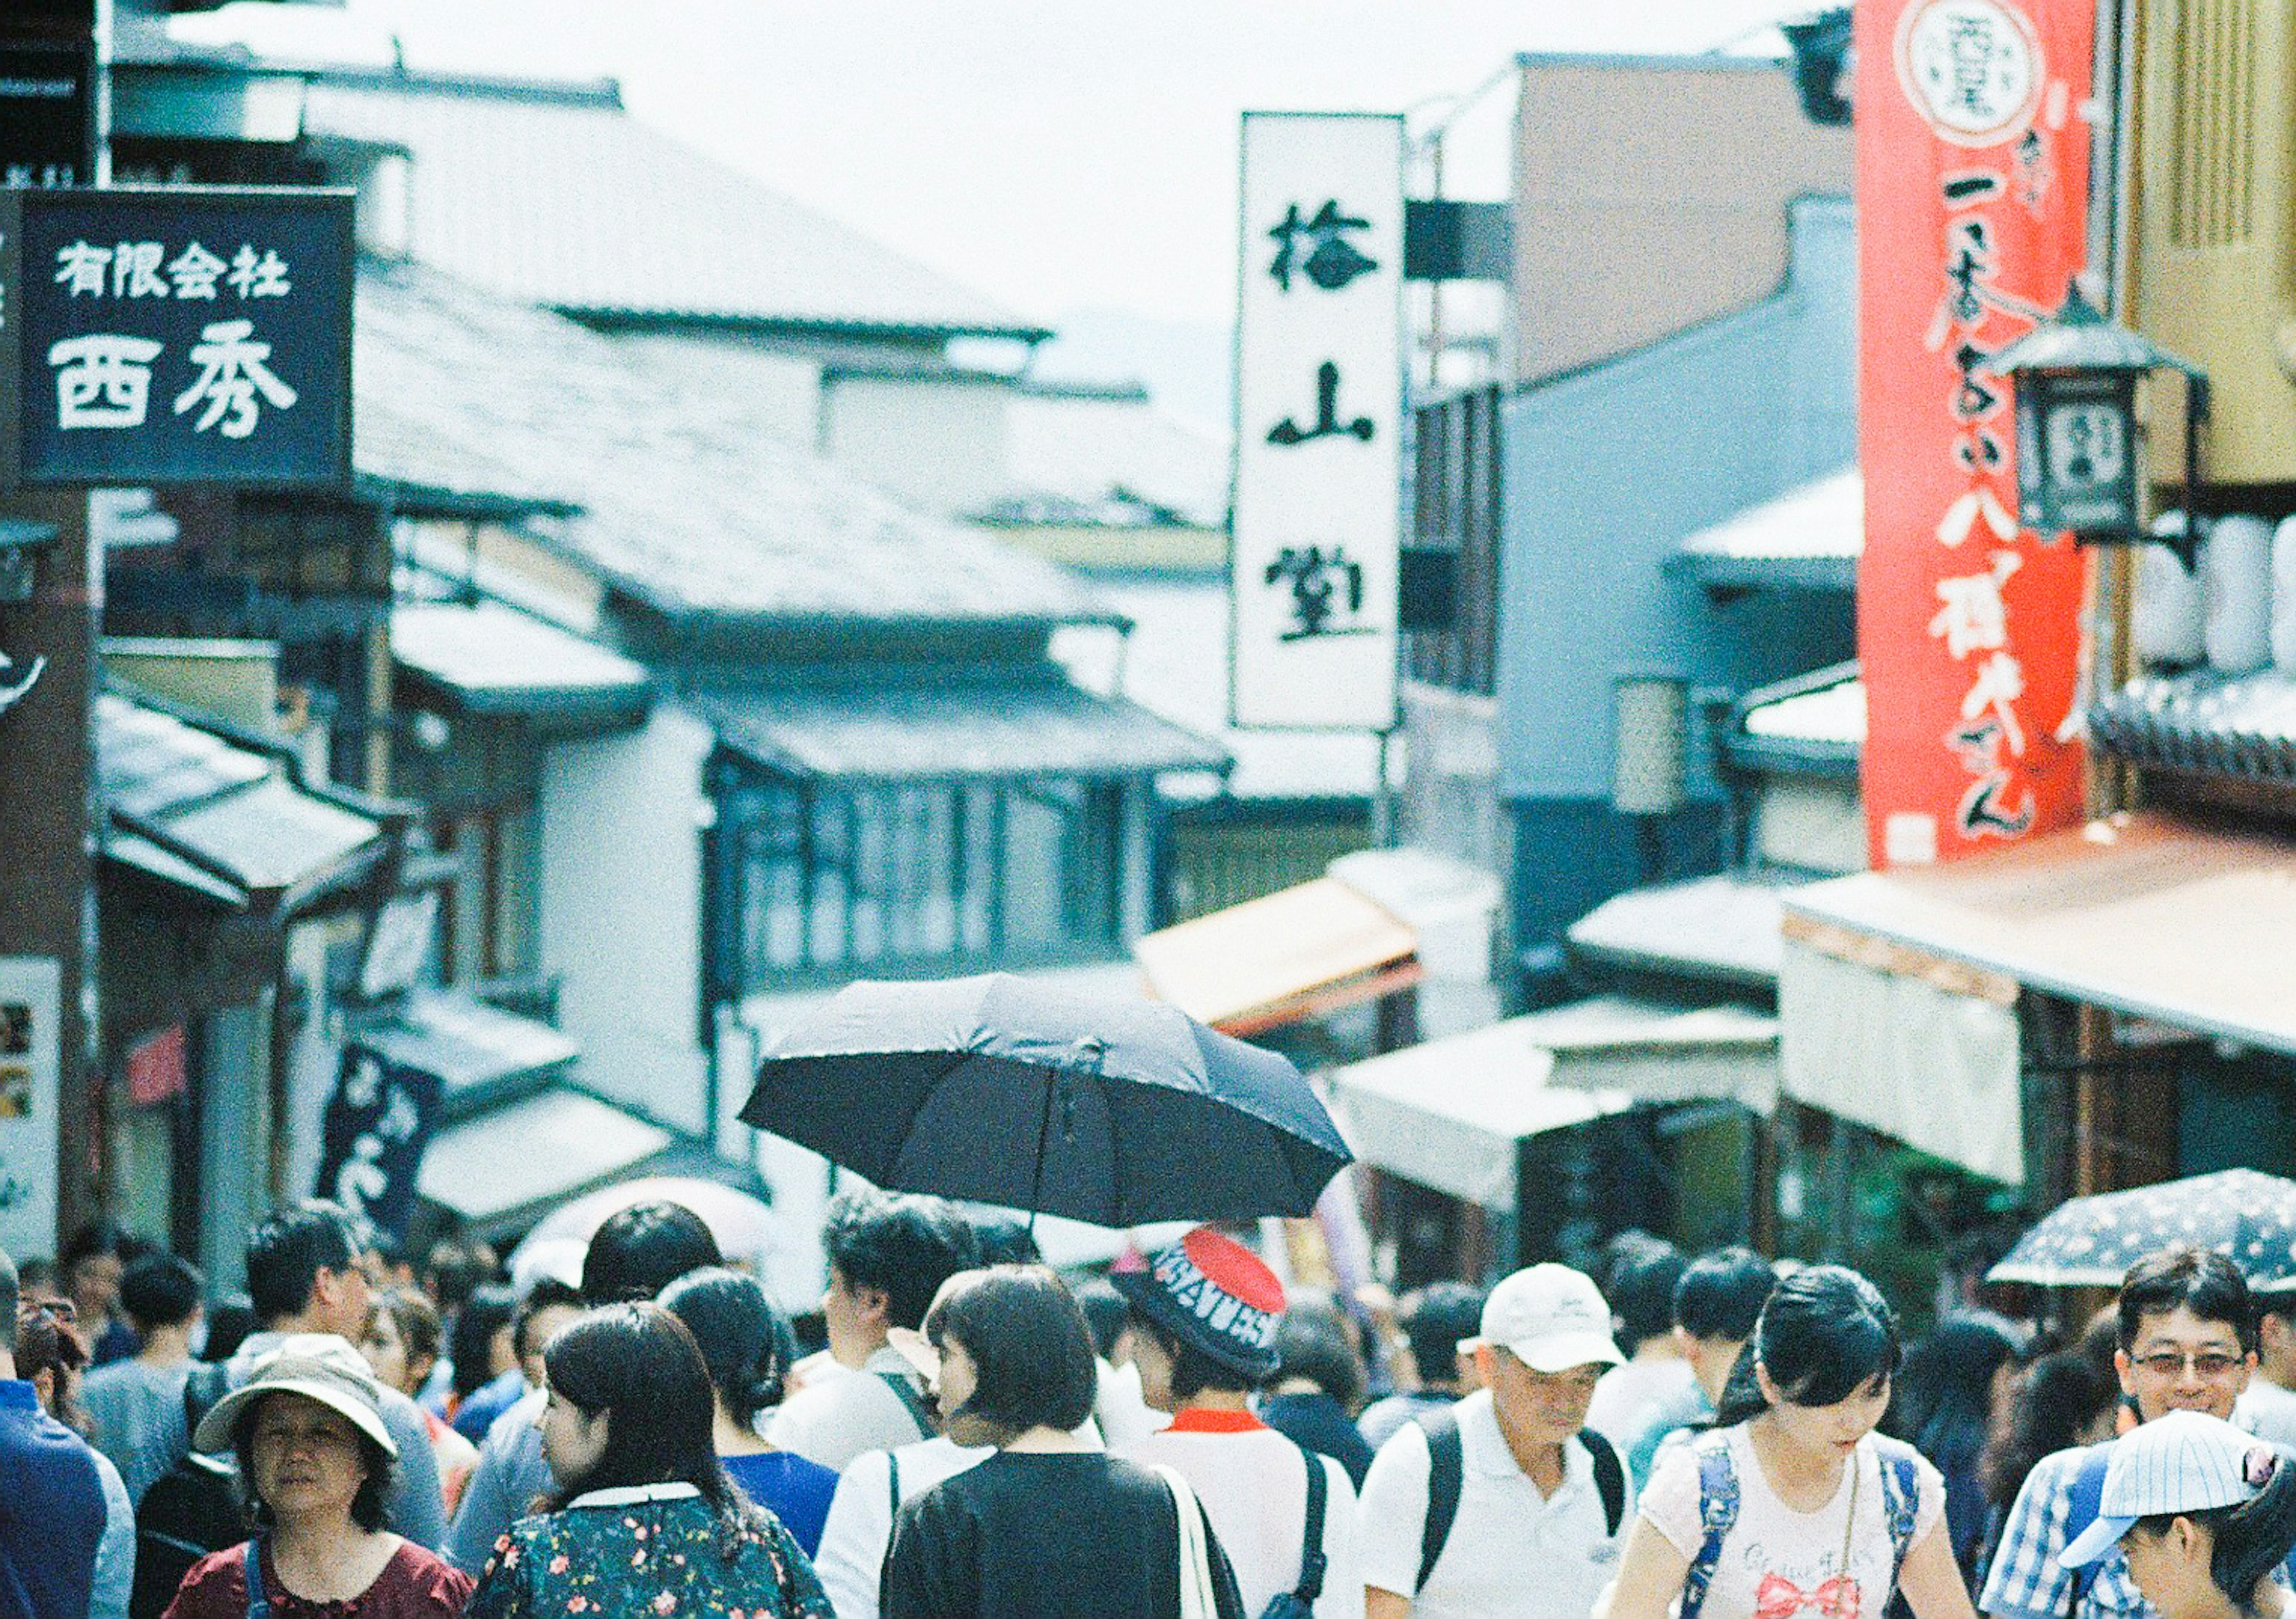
[1357,1263,1632,1619]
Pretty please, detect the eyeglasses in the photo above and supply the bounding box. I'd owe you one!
[2131,1349,2245,1379]
[22,1296,76,1325]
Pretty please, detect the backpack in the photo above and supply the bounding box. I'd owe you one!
[1678,1431,1923,1619]
[1414,1412,1625,1594]
[130,1361,240,1619]
[1258,1443,1331,1619]
[2059,1443,2115,1618]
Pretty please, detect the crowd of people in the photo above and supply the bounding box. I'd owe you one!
[9,1199,2296,1619]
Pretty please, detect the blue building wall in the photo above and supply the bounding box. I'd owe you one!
[1494,194,1860,963]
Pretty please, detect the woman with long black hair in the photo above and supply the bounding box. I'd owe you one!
[1599,1265,1980,1619]
[463,1302,832,1619]
[1888,1315,2022,1578]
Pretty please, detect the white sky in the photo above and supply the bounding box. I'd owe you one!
[191,1,1804,328]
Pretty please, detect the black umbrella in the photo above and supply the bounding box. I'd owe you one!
[1987,1168,2296,1288]
[740,972,1352,1226]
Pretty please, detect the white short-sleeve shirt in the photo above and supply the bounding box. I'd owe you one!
[1357,1389,1631,1619]
[1639,1425,1946,1619]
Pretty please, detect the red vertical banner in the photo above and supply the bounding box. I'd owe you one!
[1857,0,2095,868]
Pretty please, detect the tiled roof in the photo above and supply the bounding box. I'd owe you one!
[1674,468,1860,594]
[392,603,654,728]
[306,74,1043,340]
[353,258,1106,628]
[2089,670,2296,783]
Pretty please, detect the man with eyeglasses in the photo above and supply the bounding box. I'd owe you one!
[1982,1246,2296,1619]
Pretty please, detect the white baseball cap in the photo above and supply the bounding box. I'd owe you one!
[2061,1410,2282,1568]
[1470,1263,1625,1375]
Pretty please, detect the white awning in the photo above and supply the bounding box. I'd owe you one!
[1512,997,1782,1111]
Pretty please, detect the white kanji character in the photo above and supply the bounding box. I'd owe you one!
[53,241,112,297]
[334,1134,387,1218]
[172,319,297,439]
[166,241,227,300]
[112,242,169,299]
[1961,650,2028,756]
[226,245,291,300]
[375,1083,420,1146]
[48,334,165,429]
[1935,485,2019,548]
[1928,550,2023,659]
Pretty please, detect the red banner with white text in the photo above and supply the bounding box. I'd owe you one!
[1857,0,2095,868]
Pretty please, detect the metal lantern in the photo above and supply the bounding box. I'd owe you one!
[1987,283,2207,552]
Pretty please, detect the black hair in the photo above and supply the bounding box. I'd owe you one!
[2120,1247,2259,1357]
[118,1254,204,1333]
[0,1249,16,1355]
[1607,1241,1689,1356]
[1136,1311,1258,1398]
[821,1190,981,1333]
[2132,1455,2296,1611]
[1675,1248,1776,1343]
[61,1221,141,1274]
[925,1266,1098,1440]
[1073,1279,1129,1361]
[512,1280,585,1364]
[579,1202,722,1306]
[450,1283,520,1403]
[423,1236,499,1316]
[201,1296,257,1364]
[1400,1283,1486,1388]
[969,1215,1043,1268]
[659,1267,797,1428]
[1274,1291,1367,1412]
[1986,1349,2117,1511]
[542,1302,762,1553]
[16,1301,88,1429]
[2258,1287,2296,1328]
[1886,1315,2018,1486]
[244,1202,362,1325]
[1716,1263,1901,1426]
[233,1390,395,1533]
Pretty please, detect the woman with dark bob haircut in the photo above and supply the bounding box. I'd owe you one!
[883,1266,1247,1619]
[161,1337,470,1617]
[465,1302,832,1619]
[1598,1265,1980,1619]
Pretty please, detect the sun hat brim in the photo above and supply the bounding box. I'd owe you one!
[193,1376,399,1459]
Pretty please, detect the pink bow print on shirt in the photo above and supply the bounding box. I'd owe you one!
[1752,1572,1863,1619]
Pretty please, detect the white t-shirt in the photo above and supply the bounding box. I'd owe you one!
[767,1347,938,1472]
[1638,1425,1946,1619]
[1122,1418,1363,1619]
[1587,1359,1699,1447]
[1357,1389,1631,1619]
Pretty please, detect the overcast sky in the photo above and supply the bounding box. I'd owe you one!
[194,0,1803,332]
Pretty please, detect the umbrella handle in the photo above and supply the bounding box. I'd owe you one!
[1027,1072,1060,1238]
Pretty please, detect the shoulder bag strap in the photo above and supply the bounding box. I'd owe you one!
[1680,1434,1743,1619]
[887,1450,902,1523]
[1293,1444,1330,1603]
[242,1539,270,1619]
[876,1371,937,1441]
[1152,1464,1219,1619]
[1415,1410,1466,1595]
[1580,1427,1628,1538]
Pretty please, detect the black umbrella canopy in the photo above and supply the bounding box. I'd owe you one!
[741,973,1352,1227]
[1988,1168,2296,1288]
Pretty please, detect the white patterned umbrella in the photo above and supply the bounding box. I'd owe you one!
[1988,1169,2296,1288]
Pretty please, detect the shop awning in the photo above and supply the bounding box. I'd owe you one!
[353,990,579,1119]
[418,1086,678,1241]
[1782,812,2296,1058]
[96,692,393,914]
[1672,469,1860,595]
[1134,876,1421,1035]
[1567,873,1805,990]
[697,674,1228,783]
[1509,996,1782,1111]
[392,603,652,732]
[1329,1021,1633,1209]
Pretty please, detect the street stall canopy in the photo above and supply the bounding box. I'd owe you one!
[417,1086,680,1244]
[96,691,392,914]
[1567,873,1808,991]
[1328,1018,1634,1210]
[1504,996,1782,1111]
[1134,876,1421,1036]
[392,603,653,734]
[1783,812,2296,1059]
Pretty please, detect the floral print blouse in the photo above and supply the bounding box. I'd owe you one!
[466,1483,834,1619]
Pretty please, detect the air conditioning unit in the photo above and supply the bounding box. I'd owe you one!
[2127,0,2296,484]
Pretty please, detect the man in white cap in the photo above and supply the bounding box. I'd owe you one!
[1356,1263,1632,1619]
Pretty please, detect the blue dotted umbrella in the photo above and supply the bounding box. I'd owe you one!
[1987,1168,2296,1288]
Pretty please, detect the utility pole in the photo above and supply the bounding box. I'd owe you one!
[0,0,102,1254]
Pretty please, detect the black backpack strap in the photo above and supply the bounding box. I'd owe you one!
[887,1450,901,1523]
[1416,1409,1465,1595]
[1580,1427,1626,1538]
[1293,1444,1329,1604]
[876,1371,936,1441]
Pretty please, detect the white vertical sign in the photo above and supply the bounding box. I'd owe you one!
[0,956,63,1258]
[1230,112,1406,731]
